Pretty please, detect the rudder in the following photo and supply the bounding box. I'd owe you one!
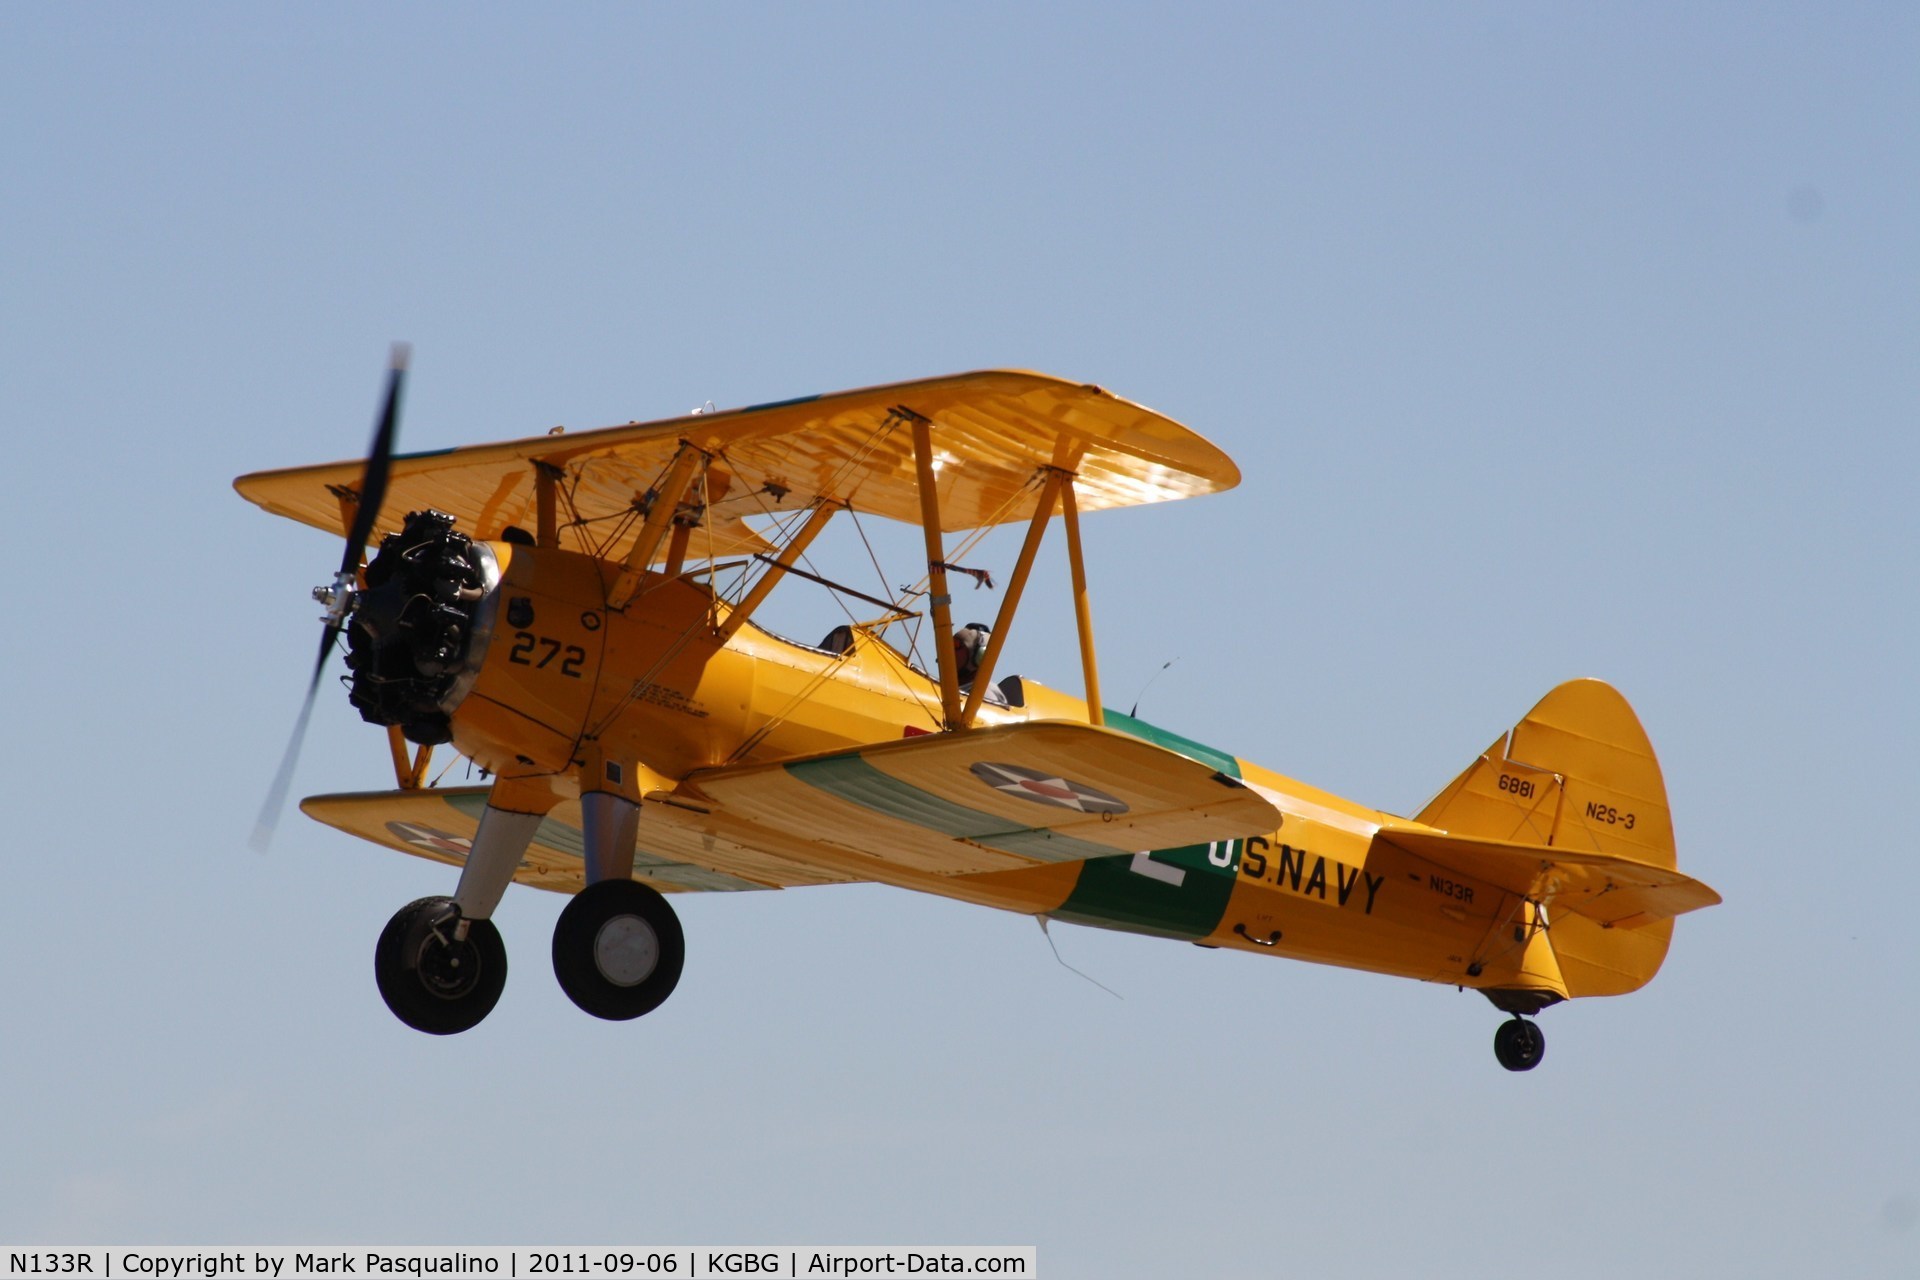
[1415,679,1682,998]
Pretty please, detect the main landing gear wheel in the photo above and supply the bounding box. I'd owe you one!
[552,879,685,1021]
[374,896,507,1035]
[1493,1017,1546,1072]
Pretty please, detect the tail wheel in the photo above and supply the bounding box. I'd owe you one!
[552,879,685,1021]
[1493,1017,1546,1072]
[375,896,507,1035]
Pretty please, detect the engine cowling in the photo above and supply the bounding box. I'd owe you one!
[345,509,500,744]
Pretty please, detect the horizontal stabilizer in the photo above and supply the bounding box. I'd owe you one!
[1374,827,1721,928]
[682,720,1281,877]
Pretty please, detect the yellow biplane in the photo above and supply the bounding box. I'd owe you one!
[237,351,1719,1070]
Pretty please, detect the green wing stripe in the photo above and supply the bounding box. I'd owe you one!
[786,754,1116,864]
[1102,710,1242,778]
[444,793,765,891]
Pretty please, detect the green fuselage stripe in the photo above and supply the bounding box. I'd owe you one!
[1053,713,1244,939]
[790,716,1252,941]
[1050,842,1241,940]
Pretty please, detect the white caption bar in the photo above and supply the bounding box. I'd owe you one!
[0,1248,1037,1280]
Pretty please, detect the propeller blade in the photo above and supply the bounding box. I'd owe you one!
[340,343,409,576]
[251,345,410,851]
[249,626,335,852]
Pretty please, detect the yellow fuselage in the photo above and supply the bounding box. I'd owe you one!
[446,544,1598,1004]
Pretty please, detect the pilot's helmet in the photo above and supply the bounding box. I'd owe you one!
[954,622,992,679]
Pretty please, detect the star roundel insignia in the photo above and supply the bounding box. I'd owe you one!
[385,820,474,859]
[968,761,1129,815]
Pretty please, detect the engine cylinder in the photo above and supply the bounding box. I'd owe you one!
[345,509,498,744]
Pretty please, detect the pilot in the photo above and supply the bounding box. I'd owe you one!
[953,622,992,687]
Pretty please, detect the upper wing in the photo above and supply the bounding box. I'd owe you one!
[676,720,1281,878]
[300,787,857,894]
[234,370,1240,559]
[1373,827,1721,928]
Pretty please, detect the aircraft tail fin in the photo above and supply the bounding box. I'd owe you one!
[1412,678,1712,998]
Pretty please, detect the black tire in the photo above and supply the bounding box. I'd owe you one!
[1493,1017,1546,1072]
[374,896,507,1035]
[552,879,684,1021]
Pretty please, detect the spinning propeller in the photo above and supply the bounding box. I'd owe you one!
[250,344,409,851]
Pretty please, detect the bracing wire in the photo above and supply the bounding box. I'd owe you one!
[1038,916,1123,1000]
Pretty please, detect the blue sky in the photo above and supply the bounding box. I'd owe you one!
[3,5,1914,1276]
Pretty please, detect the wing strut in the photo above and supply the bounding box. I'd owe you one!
[607,443,703,609]
[1061,473,1104,725]
[385,724,433,790]
[961,467,1065,727]
[713,500,840,643]
[663,521,694,576]
[911,413,964,729]
[533,461,562,547]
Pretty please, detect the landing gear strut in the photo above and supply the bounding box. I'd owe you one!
[551,879,685,1020]
[1493,1017,1546,1072]
[374,896,507,1035]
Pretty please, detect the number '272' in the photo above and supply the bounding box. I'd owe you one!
[509,631,586,678]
